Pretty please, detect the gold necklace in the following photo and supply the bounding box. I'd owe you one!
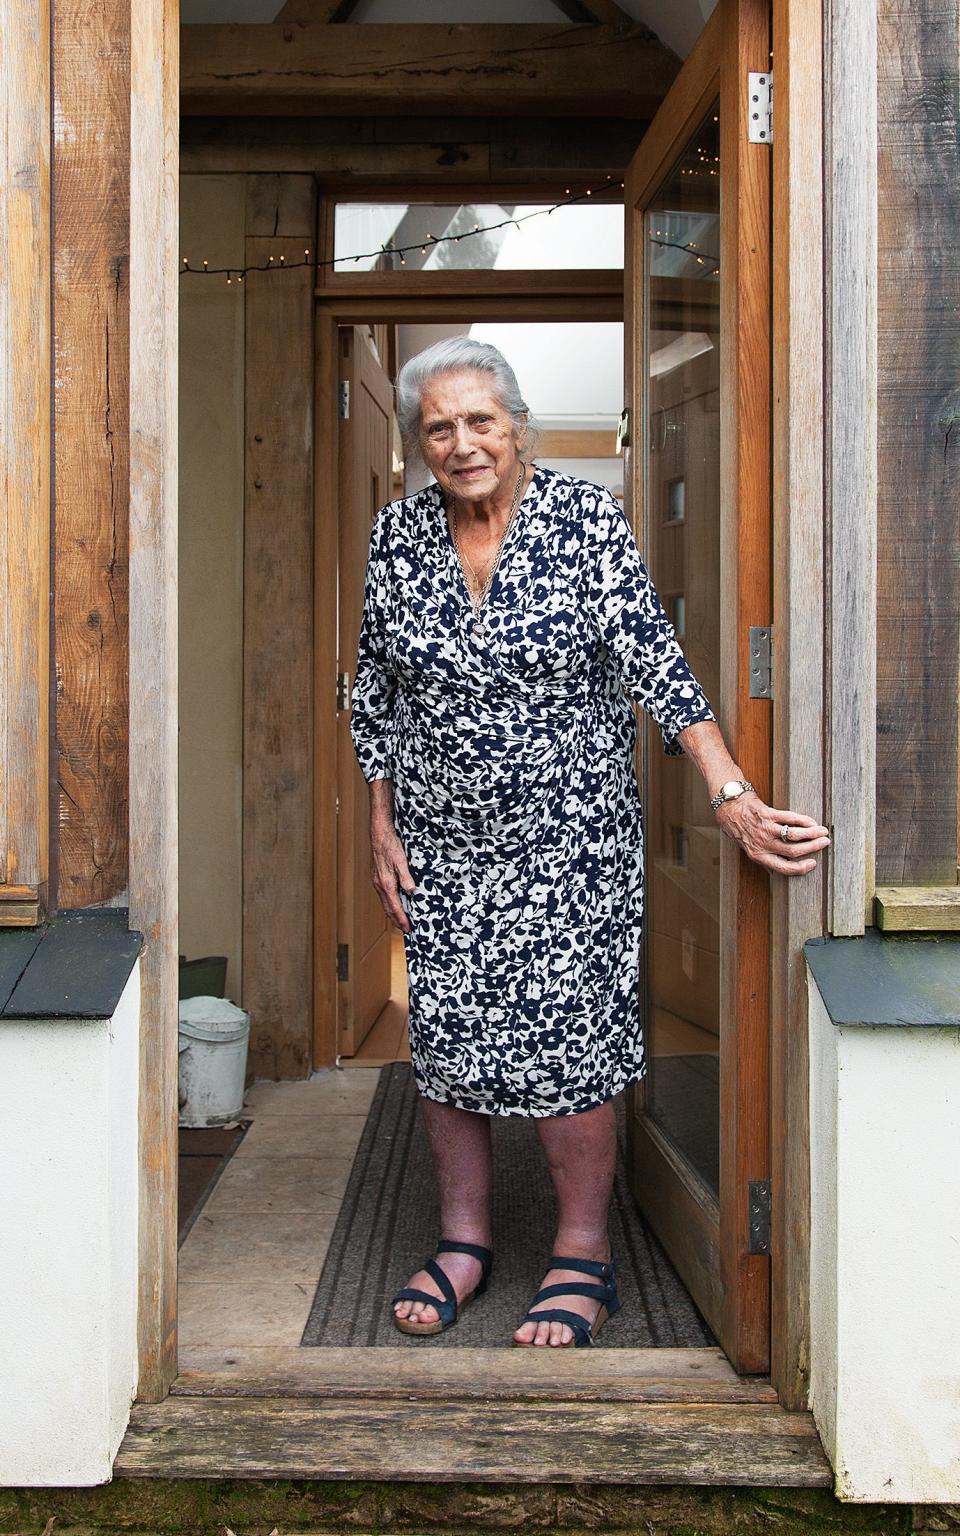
[451,465,526,638]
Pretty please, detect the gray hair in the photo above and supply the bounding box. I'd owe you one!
[395,336,541,464]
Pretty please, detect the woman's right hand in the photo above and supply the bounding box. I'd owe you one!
[370,814,416,934]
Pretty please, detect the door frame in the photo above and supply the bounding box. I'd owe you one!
[133,0,825,1406]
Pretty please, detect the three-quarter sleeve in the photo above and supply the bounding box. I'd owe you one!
[350,505,397,783]
[580,487,717,756]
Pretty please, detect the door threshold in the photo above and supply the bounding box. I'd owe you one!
[115,1347,832,1485]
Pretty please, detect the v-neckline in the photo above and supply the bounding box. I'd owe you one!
[435,464,541,615]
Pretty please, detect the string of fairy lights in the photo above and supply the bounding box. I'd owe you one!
[179,153,722,287]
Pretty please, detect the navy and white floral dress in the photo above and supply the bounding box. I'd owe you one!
[350,465,716,1118]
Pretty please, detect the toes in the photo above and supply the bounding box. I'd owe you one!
[534,1320,552,1347]
[513,1321,536,1344]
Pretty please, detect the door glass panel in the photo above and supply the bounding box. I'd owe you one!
[333,202,623,271]
[641,103,721,1197]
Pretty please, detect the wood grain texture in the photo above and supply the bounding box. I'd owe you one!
[770,0,824,1412]
[624,0,773,1378]
[179,116,646,187]
[876,0,960,884]
[128,0,180,1400]
[53,0,130,908]
[716,0,772,1378]
[173,1345,775,1401]
[312,310,339,1069]
[243,175,317,1081]
[874,885,960,931]
[180,23,680,119]
[0,0,50,908]
[115,1394,831,1484]
[825,0,877,934]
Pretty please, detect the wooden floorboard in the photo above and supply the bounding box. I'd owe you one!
[114,1394,832,1484]
[173,1346,778,1404]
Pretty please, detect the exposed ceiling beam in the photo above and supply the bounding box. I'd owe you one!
[180,23,680,119]
[552,0,642,27]
[179,114,647,184]
[273,0,360,23]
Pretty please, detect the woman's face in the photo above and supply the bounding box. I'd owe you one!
[417,369,525,505]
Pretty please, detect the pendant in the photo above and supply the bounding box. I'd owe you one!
[471,619,484,637]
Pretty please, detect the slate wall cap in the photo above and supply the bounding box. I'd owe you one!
[804,927,960,1028]
[0,908,145,1021]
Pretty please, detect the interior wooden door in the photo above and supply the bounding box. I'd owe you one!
[623,0,773,1374]
[336,326,395,1058]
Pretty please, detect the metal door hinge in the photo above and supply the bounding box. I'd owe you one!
[616,407,630,453]
[337,942,349,981]
[339,381,350,419]
[748,625,773,699]
[748,1179,772,1254]
[748,71,773,143]
[337,670,351,710]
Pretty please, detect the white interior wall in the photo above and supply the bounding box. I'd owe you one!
[179,176,246,1003]
[0,965,141,1485]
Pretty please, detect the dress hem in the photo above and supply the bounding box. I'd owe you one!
[411,1061,648,1120]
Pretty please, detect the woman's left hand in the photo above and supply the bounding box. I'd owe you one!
[716,793,830,875]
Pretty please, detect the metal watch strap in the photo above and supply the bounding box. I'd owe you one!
[709,778,755,813]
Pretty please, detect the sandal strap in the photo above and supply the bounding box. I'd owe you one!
[522,1306,595,1346]
[390,1284,455,1325]
[531,1280,612,1306]
[437,1239,494,1279]
[422,1257,457,1304]
[548,1254,614,1279]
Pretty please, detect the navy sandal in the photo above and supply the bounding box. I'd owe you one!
[514,1254,620,1348]
[391,1239,494,1336]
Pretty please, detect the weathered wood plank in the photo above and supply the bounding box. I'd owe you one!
[115,1395,832,1484]
[0,0,50,907]
[128,0,180,1400]
[876,0,960,883]
[874,885,960,931]
[180,24,680,119]
[242,175,316,1080]
[825,0,877,933]
[769,0,824,1411]
[172,1345,778,1403]
[53,0,130,908]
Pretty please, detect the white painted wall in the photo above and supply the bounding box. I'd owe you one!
[0,962,141,1485]
[808,969,960,1502]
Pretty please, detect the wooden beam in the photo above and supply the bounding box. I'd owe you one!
[825,0,877,932]
[115,1394,832,1484]
[874,885,960,932]
[243,175,317,1081]
[274,0,359,21]
[128,0,180,1400]
[0,0,50,910]
[770,0,824,1413]
[179,114,646,183]
[538,429,619,458]
[53,0,130,908]
[180,24,680,119]
[876,0,960,884]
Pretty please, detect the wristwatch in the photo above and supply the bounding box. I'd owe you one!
[709,778,755,813]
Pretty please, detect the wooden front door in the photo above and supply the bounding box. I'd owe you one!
[624,0,773,1374]
[336,326,395,1058]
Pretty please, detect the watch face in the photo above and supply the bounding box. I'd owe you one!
[721,780,743,798]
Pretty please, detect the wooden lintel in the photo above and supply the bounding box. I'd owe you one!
[179,115,647,183]
[180,24,680,119]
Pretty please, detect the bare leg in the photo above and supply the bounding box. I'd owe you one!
[513,1098,618,1347]
[393,1096,493,1325]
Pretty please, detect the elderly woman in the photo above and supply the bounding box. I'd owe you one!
[350,337,829,1349]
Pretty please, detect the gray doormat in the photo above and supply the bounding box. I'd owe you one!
[301,1063,716,1349]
